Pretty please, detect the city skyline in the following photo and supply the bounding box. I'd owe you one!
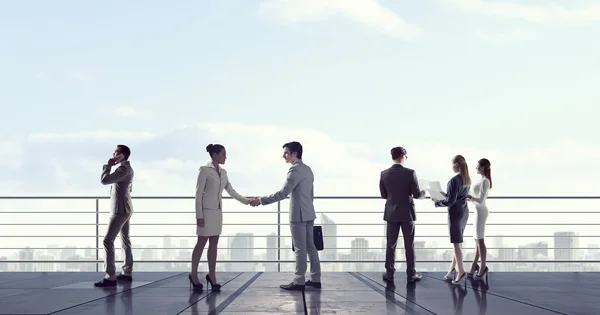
[2,204,597,273]
[3,228,596,274]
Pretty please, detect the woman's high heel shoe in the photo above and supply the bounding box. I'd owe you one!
[206,274,221,292]
[452,271,466,286]
[188,274,203,291]
[476,266,489,281]
[444,268,456,281]
[468,264,479,277]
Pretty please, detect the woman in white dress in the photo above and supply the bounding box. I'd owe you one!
[467,158,492,279]
[189,144,251,291]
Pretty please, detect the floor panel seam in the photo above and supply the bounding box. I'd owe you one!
[420,274,568,315]
[175,272,245,315]
[301,289,309,315]
[207,272,263,315]
[45,272,186,315]
[351,272,436,315]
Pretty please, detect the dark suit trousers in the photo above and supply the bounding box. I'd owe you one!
[385,221,416,276]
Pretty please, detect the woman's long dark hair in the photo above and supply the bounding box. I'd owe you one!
[452,155,471,186]
[478,158,492,188]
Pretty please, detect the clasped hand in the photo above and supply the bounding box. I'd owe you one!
[248,197,260,207]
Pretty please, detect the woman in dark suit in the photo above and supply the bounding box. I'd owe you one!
[433,155,471,285]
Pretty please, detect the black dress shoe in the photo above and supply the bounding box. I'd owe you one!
[306,280,321,288]
[382,272,394,282]
[94,279,117,287]
[280,283,305,291]
[116,274,132,282]
[407,273,423,283]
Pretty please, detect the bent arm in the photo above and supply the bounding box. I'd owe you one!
[225,178,249,205]
[471,179,490,204]
[195,168,208,219]
[259,168,300,206]
[410,170,425,199]
[100,165,129,185]
[435,178,457,207]
[379,176,388,199]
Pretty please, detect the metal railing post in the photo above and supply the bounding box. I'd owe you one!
[95,198,99,272]
[277,200,281,272]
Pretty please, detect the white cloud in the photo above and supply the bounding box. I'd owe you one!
[6,123,600,198]
[115,107,137,117]
[27,131,155,142]
[259,0,423,39]
[385,140,600,195]
[197,122,388,195]
[404,140,600,169]
[444,0,600,24]
[475,28,536,45]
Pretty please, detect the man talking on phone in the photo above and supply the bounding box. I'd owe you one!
[94,145,135,287]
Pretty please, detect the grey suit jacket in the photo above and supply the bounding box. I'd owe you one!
[101,161,134,215]
[260,159,316,223]
[379,164,424,222]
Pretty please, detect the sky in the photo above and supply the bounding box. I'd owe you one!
[1,0,600,252]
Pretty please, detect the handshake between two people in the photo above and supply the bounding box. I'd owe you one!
[247,197,261,207]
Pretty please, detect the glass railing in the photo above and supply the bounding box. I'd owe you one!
[1,195,598,272]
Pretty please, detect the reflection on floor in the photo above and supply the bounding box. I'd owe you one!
[0,271,597,314]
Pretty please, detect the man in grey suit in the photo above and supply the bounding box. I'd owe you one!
[379,147,425,283]
[249,141,321,291]
[94,144,135,287]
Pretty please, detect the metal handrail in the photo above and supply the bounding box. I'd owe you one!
[4,211,600,214]
[1,235,597,238]
[1,223,597,226]
[2,247,595,250]
[3,260,600,264]
[2,196,600,199]
[0,235,595,237]
[1,195,598,271]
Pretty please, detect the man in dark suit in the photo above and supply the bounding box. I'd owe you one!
[379,146,425,283]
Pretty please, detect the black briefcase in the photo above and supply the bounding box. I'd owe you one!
[292,225,324,251]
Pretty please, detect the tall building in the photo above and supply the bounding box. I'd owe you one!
[19,248,34,272]
[161,236,176,270]
[265,232,278,271]
[587,244,599,257]
[517,242,549,260]
[229,233,254,271]
[554,231,580,271]
[140,248,153,272]
[320,214,338,271]
[36,254,55,272]
[554,231,579,260]
[494,235,515,271]
[351,238,370,271]
[516,242,549,271]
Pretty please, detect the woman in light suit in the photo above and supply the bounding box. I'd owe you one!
[189,143,250,291]
[467,158,492,280]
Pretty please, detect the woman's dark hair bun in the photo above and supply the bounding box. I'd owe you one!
[206,144,213,152]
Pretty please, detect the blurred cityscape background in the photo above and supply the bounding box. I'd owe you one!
[1,197,597,273]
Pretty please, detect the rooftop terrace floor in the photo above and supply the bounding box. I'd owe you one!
[0,271,597,314]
